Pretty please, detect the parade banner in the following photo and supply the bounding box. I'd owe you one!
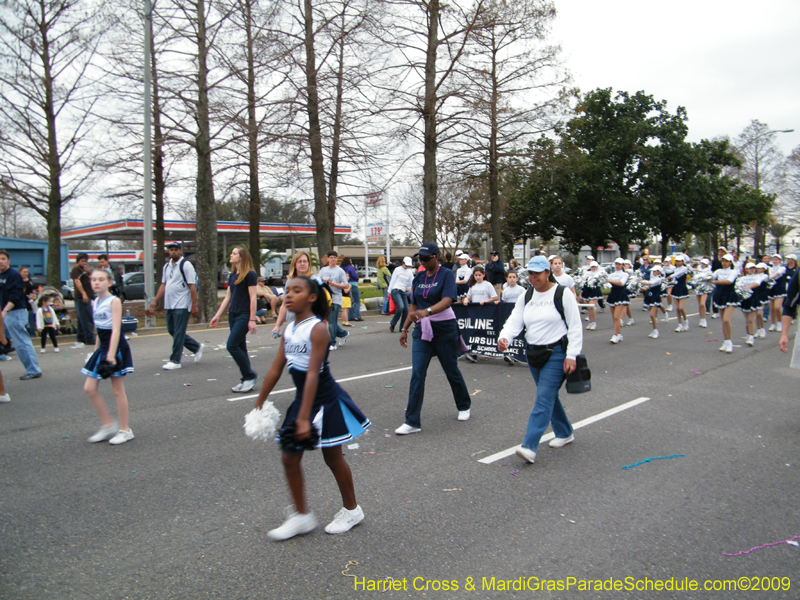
[452,303,526,363]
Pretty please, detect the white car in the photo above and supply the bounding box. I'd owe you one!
[357,266,377,278]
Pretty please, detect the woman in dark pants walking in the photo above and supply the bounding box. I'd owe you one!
[210,247,259,392]
[395,243,471,435]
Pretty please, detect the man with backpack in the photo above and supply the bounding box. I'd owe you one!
[148,242,204,370]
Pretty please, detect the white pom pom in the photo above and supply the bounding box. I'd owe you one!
[243,403,282,441]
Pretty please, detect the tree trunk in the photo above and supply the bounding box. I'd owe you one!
[151,18,166,287]
[194,0,218,321]
[304,0,332,256]
[661,230,669,260]
[326,24,345,249]
[421,0,439,243]
[488,33,501,260]
[245,0,261,260]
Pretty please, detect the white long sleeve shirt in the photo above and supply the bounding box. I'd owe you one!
[499,284,583,360]
[388,266,414,292]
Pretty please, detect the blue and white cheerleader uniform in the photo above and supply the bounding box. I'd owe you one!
[768,264,788,299]
[668,266,690,299]
[606,271,630,306]
[642,274,663,308]
[712,268,739,309]
[738,274,767,313]
[81,295,134,379]
[755,272,770,309]
[278,316,371,449]
[580,269,603,302]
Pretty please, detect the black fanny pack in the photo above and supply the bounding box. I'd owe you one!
[566,354,591,394]
[525,336,567,369]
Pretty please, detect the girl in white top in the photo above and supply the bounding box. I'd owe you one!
[623,259,635,326]
[768,254,787,332]
[463,266,499,305]
[549,257,576,298]
[81,269,135,445]
[711,254,739,353]
[662,258,675,312]
[502,271,525,303]
[693,259,713,328]
[606,259,629,344]
[455,255,473,298]
[639,265,663,339]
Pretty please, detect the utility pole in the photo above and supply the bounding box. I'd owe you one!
[143,0,156,327]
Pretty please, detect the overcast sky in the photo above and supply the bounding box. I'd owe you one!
[551,0,800,154]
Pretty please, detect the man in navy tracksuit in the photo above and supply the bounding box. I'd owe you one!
[0,250,42,379]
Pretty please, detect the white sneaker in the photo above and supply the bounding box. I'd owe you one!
[40,348,45,353]
[758,328,766,338]
[683,321,689,330]
[395,423,421,435]
[617,334,623,342]
[586,322,596,330]
[54,348,59,353]
[328,344,337,351]
[109,429,134,445]
[163,361,182,370]
[667,305,674,311]
[610,335,619,344]
[194,343,205,363]
[699,319,707,328]
[325,506,364,535]
[719,341,727,352]
[0,393,10,403]
[768,324,776,331]
[584,316,590,322]
[88,422,118,443]
[725,340,733,353]
[237,376,259,393]
[268,511,318,541]
[71,342,85,349]
[457,409,470,421]
[515,446,537,463]
[549,434,574,448]
[652,329,659,339]
[626,318,634,326]
[711,313,719,319]
[746,335,755,346]
[776,323,783,332]
[675,323,684,332]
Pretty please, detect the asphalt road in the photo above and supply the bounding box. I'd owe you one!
[1,301,799,599]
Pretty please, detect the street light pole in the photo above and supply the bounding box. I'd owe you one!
[143,0,155,328]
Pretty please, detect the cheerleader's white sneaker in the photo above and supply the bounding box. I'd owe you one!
[586,322,596,330]
[626,318,634,326]
[610,335,619,344]
[268,510,318,541]
[768,324,776,331]
[675,323,684,332]
[109,429,134,445]
[711,313,719,319]
[683,321,689,330]
[325,506,364,535]
[667,305,674,312]
[719,341,727,352]
[699,319,707,328]
[725,340,733,353]
[746,335,755,346]
[776,323,783,332]
[88,422,118,443]
[651,329,659,339]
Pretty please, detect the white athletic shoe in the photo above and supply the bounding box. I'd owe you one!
[768,324,776,331]
[719,341,727,352]
[549,434,574,448]
[40,348,46,353]
[515,446,537,463]
[324,506,364,535]
[0,393,9,403]
[683,321,689,330]
[194,343,205,363]
[746,335,755,346]
[675,323,684,332]
[163,361,181,370]
[776,323,783,332]
[667,305,674,312]
[395,423,421,435]
[457,409,471,421]
[109,429,134,445]
[711,314,719,319]
[725,340,733,353]
[88,422,118,443]
[757,328,766,338]
[626,318,634,326]
[586,322,596,331]
[610,334,619,344]
[699,319,707,328]
[651,329,659,339]
[268,511,318,541]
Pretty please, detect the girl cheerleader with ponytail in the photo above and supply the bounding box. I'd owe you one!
[693,258,713,328]
[767,254,788,332]
[581,261,603,331]
[737,263,768,346]
[753,262,770,338]
[668,254,691,332]
[640,265,664,339]
[711,253,739,353]
[255,276,371,541]
[606,258,629,344]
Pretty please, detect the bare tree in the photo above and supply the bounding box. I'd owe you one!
[451,0,569,259]
[0,0,103,285]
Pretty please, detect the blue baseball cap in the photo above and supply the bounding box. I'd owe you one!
[416,242,440,258]
[527,256,550,272]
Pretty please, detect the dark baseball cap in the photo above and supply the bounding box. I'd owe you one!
[167,242,181,249]
[416,242,440,258]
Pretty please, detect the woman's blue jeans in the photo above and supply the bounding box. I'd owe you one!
[522,347,573,451]
[404,325,470,428]
[227,312,256,381]
[381,287,389,313]
[348,283,362,320]
[390,289,409,329]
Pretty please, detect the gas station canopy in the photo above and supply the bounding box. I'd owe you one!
[61,219,351,244]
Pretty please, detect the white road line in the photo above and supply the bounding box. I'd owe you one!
[478,397,651,464]
[226,365,413,402]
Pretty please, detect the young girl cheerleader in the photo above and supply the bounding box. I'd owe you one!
[36,296,60,352]
[256,276,371,541]
[767,254,788,332]
[606,258,629,344]
[455,254,473,299]
[83,269,135,445]
[668,255,691,332]
[581,261,603,331]
[640,265,664,339]
[693,258,713,327]
[754,262,770,338]
[623,259,636,326]
[662,256,675,312]
[711,253,739,353]
[737,263,767,346]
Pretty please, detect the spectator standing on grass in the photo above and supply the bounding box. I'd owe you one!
[0,251,42,380]
[148,242,204,371]
[70,253,95,349]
